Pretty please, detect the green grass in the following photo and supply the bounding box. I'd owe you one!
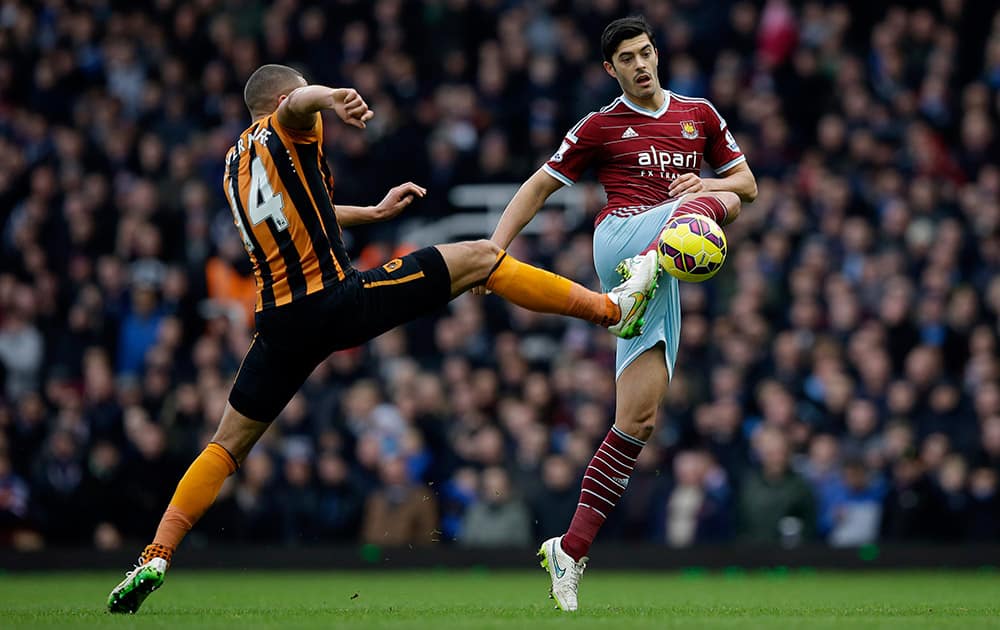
[1,569,999,629]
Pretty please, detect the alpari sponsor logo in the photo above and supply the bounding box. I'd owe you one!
[637,146,700,178]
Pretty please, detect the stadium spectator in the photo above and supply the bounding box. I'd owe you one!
[824,457,887,547]
[0,445,30,544]
[79,441,128,547]
[458,466,532,547]
[314,451,364,541]
[0,283,44,401]
[32,429,86,544]
[529,454,580,541]
[880,453,941,541]
[966,466,1000,541]
[439,467,479,542]
[361,457,437,547]
[663,450,732,547]
[279,444,320,544]
[233,451,283,542]
[738,427,816,545]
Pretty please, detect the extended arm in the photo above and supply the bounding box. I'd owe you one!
[668,161,758,204]
[335,182,427,227]
[701,161,757,202]
[277,85,374,130]
[490,168,565,248]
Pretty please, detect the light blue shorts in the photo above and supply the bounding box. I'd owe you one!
[593,199,682,381]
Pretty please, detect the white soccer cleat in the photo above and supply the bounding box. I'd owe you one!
[607,250,660,339]
[537,536,587,612]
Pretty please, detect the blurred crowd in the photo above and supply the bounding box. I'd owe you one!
[2,0,1000,552]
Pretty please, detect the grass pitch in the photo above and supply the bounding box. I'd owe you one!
[1,569,998,629]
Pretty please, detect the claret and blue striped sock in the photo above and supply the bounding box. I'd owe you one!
[560,426,645,561]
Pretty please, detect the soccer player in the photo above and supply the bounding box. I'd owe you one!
[485,17,758,611]
[106,64,659,614]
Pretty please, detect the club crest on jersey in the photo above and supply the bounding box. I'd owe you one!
[680,121,698,139]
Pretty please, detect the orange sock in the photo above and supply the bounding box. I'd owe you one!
[148,442,238,562]
[485,251,619,326]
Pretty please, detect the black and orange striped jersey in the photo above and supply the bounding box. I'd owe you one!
[222,113,353,311]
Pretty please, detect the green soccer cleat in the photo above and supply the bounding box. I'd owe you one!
[607,250,660,339]
[538,536,587,612]
[107,557,167,614]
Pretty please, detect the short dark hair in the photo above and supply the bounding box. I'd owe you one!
[601,16,656,63]
[243,64,305,114]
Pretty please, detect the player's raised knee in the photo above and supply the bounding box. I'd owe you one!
[718,191,742,222]
[717,191,740,211]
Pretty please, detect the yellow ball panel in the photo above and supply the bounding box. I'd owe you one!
[656,214,728,283]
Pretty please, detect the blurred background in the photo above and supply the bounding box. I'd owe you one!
[0,0,998,559]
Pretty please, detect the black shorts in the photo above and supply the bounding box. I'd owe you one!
[228,246,451,422]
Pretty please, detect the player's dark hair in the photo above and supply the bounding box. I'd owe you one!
[243,64,305,115]
[601,16,656,62]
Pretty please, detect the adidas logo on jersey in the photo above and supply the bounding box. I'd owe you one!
[621,127,639,139]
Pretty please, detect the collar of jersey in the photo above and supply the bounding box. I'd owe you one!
[619,90,671,118]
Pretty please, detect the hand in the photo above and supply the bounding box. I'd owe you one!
[668,173,705,197]
[374,182,427,221]
[332,88,375,129]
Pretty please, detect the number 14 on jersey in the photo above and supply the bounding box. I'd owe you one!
[225,156,289,252]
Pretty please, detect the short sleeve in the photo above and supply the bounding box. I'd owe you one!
[268,112,323,144]
[543,113,602,186]
[702,103,746,174]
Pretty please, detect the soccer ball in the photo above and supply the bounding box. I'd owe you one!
[656,214,727,282]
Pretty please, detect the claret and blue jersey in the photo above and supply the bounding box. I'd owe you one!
[543,89,746,226]
[546,89,745,380]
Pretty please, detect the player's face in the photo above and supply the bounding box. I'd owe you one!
[604,35,660,102]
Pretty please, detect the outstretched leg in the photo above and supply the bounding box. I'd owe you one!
[436,240,658,339]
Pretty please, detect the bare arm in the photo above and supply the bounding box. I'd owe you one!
[668,161,758,204]
[276,85,375,130]
[701,161,757,203]
[335,182,427,227]
[490,168,565,248]
[335,205,380,227]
